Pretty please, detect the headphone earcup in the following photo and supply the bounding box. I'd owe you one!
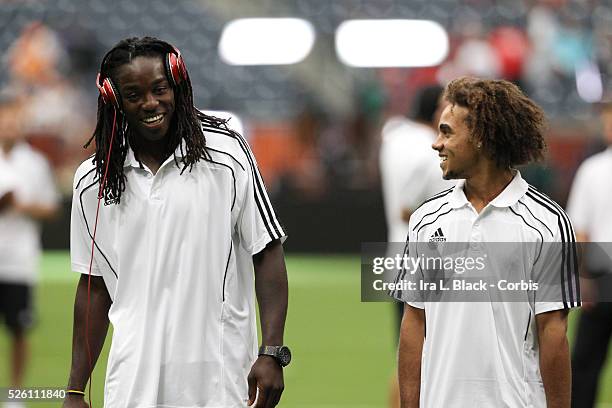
[96,73,121,110]
[166,51,187,87]
[103,78,121,110]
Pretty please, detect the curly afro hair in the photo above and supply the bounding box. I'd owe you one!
[444,77,547,169]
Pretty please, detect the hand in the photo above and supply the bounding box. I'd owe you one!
[0,191,14,213]
[247,355,284,408]
[401,207,413,223]
[62,394,89,408]
[580,278,597,312]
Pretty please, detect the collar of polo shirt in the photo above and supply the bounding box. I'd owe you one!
[448,170,528,209]
[124,140,188,168]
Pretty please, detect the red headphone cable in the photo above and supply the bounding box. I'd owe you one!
[85,108,118,407]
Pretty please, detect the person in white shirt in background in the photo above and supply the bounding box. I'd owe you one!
[567,100,612,408]
[380,85,454,408]
[381,85,454,244]
[0,91,59,408]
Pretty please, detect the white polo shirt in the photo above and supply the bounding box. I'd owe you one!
[0,158,17,197]
[391,171,580,408]
[567,147,612,241]
[380,117,453,242]
[0,143,59,284]
[70,119,286,408]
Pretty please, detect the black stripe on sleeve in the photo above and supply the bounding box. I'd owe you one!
[527,187,580,306]
[390,233,411,299]
[525,190,569,307]
[202,125,285,241]
[232,131,285,238]
[526,188,579,308]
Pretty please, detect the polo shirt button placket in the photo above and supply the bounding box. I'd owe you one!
[150,173,161,201]
[470,220,482,251]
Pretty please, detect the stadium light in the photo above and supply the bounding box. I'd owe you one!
[203,110,245,136]
[335,19,449,67]
[219,18,315,65]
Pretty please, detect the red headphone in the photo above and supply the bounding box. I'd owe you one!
[95,46,188,111]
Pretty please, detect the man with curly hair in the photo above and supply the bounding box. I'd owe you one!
[391,77,579,408]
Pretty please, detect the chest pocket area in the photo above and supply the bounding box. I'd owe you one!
[158,163,235,235]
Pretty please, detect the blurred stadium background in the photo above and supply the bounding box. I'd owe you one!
[0,0,611,406]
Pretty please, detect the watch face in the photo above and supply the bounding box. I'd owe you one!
[278,346,291,366]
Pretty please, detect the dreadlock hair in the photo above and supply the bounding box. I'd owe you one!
[86,36,226,205]
[444,77,547,169]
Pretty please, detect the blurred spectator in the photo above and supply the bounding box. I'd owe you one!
[6,22,94,193]
[488,26,530,82]
[567,100,612,408]
[0,90,59,406]
[288,105,329,199]
[348,80,386,189]
[525,1,559,87]
[551,12,593,77]
[380,85,452,242]
[437,16,501,83]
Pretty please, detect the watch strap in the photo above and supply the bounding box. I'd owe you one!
[259,345,281,356]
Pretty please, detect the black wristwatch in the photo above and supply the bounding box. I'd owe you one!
[258,345,292,367]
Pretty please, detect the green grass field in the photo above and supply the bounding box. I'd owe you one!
[1,251,611,407]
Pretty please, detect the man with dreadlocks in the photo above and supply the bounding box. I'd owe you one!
[389,77,580,408]
[64,37,289,408]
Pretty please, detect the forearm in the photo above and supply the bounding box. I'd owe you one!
[16,202,58,220]
[67,275,111,390]
[537,311,571,408]
[398,305,425,408]
[253,239,288,345]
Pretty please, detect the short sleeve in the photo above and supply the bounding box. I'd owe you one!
[399,154,452,213]
[235,140,286,255]
[70,176,102,276]
[534,222,580,315]
[31,157,60,207]
[0,161,17,197]
[389,227,425,309]
[400,158,433,211]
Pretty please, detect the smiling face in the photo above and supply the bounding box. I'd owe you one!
[432,104,482,180]
[114,56,175,143]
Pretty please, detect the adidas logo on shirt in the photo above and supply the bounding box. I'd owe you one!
[429,227,446,242]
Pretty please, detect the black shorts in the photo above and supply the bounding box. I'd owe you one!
[0,283,35,333]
